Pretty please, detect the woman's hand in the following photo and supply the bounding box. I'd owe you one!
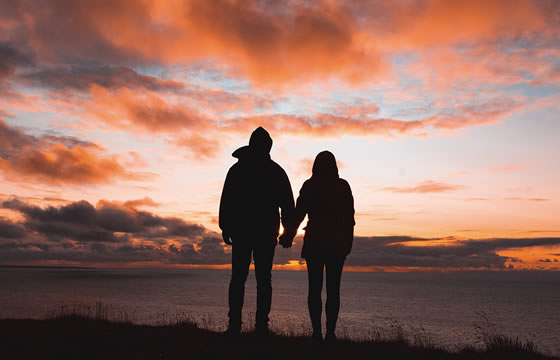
[278,232,294,248]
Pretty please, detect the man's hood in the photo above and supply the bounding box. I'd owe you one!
[232,127,272,160]
[249,126,272,154]
[232,145,251,159]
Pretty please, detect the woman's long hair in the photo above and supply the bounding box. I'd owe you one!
[311,151,339,178]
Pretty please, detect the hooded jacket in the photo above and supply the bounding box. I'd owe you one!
[219,127,294,243]
[288,151,355,258]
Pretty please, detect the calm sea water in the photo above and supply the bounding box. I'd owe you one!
[1,268,559,355]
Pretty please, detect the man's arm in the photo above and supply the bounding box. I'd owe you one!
[280,180,310,248]
[278,168,295,230]
[219,167,236,245]
[277,167,296,247]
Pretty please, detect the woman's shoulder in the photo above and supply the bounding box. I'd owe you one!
[300,178,313,190]
[301,177,351,192]
[337,177,351,188]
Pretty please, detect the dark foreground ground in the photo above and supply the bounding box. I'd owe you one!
[0,317,557,360]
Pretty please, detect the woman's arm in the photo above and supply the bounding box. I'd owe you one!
[281,181,309,242]
[278,166,295,234]
[342,179,355,255]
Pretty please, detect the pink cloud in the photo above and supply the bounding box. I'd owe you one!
[0,143,140,185]
[489,164,525,173]
[4,0,554,87]
[0,0,555,162]
[58,84,523,158]
[335,103,380,118]
[123,197,160,209]
[0,118,147,186]
[383,180,465,194]
[530,66,560,86]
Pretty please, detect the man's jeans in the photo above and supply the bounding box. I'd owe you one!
[228,239,276,331]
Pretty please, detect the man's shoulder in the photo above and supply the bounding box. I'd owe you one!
[269,159,287,175]
[228,161,240,171]
[226,161,244,178]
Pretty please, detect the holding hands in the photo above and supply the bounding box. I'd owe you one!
[224,231,296,248]
[279,231,296,248]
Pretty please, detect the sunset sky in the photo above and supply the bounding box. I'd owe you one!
[1,0,559,270]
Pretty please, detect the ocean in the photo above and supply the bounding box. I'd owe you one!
[1,267,559,355]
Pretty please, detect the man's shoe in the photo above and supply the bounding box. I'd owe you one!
[224,324,241,337]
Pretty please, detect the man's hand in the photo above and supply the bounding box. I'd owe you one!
[222,232,233,245]
[278,232,294,248]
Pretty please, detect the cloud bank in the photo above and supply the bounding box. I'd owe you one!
[1,197,559,269]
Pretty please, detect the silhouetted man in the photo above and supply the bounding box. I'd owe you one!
[219,127,294,336]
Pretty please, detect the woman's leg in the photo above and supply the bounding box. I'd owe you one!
[325,257,345,339]
[306,257,324,338]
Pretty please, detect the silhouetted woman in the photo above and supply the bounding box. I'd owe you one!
[280,151,355,342]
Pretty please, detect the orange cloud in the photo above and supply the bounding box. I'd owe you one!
[2,0,558,89]
[78,86,222,156]
[178,0,384,84]
[171,134,222,159]
[383,180,464,194]
[385,0,546,48]
[0,143,136,185]
[335,103,380,118]
[422,101,524,129]
[505,197,552,202]
[0,118,144,185]
[0,0,554,162]
[68,83,522,158]
[20,65,184,92]
[0,42,34,97]
[225,97,520,137]
[489,164,525,173]
[0,0,385,86]
[123,197,160,209]
[530,66,560,86]
[84,86,208,133]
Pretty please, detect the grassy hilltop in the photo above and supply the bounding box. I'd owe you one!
[1,312,557,360]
